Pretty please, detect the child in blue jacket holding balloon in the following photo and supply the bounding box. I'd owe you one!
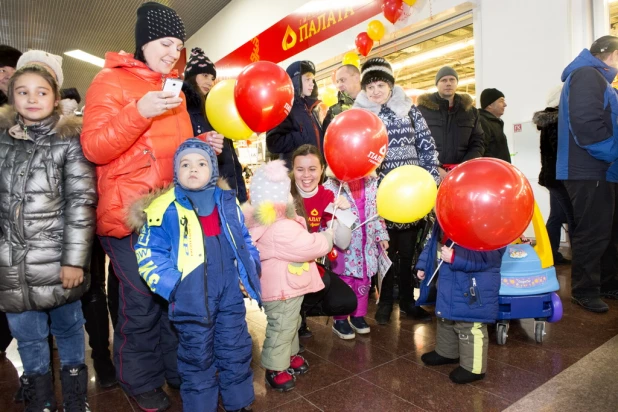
[416,223,505,384]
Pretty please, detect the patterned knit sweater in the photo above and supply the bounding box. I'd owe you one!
[354,86,440,229]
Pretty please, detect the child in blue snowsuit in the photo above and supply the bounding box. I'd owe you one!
[416,224,505,384]
[130,138,261,412]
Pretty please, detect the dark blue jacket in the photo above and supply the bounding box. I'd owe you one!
[557,49,618,182]
[416,225,505,323]
[182,82,248,202]
[266,61,324,168]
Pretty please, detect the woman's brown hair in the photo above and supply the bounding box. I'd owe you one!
[289,144,326,230]
[8,64,61,115]
[186,74,208,119]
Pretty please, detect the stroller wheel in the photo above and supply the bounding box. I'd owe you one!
[496,322,508,345]
[534,321,546,343]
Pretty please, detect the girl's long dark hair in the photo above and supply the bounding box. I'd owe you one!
[290,144,326,231]
[186,75,207,119]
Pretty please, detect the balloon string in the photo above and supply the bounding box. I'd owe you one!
[352,213,379,232]
[329,185,343,229]
[427,242,455,286]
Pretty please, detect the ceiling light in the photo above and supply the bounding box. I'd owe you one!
[391,39,475,71]
[64,50,105,67]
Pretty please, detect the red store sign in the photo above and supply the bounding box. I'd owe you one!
[215,0,382,78]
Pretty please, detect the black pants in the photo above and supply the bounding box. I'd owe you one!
[379,226,421,307]
[564,180,618,297]
[81,238,113,363]
[100,234,179,396]
[0,311,12,352]
[107,261,119,329]
[302,269,357,317]
[546,185,575,260]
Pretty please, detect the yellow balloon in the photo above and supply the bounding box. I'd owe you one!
[377,165,437,223]
[342,51,360,69]
[205,80,253,141]
[367,20,386,42]
[321,85,338,107]
[403,0,417,5]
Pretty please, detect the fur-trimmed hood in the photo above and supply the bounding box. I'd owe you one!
[532,107,559,127]
[354,85,412,118]
[241,201,296,230]
[417,92,474,112]
[126,178,232,232]
[0,105,82,140]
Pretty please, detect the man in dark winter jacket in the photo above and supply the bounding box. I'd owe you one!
[0,45,21,106]
[558,35,618,313]
[322,64,361,131]
[266,60,323,168]
[479,88,511,163]
[417,66,484,178]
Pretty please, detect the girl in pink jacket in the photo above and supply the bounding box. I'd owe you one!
[243,160,333,392]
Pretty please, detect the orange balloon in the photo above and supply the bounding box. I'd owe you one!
[403,0,417,5]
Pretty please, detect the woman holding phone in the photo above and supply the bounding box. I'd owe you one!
[81,3,223,411]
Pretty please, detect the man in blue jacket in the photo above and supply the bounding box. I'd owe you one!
[558,35,618,313]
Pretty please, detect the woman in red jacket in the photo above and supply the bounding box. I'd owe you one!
[81,3,222,411]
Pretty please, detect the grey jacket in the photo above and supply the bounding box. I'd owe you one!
[0,106,97,313]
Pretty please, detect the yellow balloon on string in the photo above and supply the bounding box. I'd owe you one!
[205,80,253,141]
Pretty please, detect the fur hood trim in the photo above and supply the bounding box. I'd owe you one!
[0,105,82,139]
[532,108,559,127]
[417,92,474,112]
[241,201,296,229]
[325,166,377,179]
[125,178,233,232]
[354,85,412,118]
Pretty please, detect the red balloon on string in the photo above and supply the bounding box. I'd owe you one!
[355,32,374,57]
[324,108,388,182]
[435,158,535,251]
[234,61,294,132]
[383,0,404,24]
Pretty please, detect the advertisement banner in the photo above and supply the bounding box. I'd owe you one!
[215,0,382,78]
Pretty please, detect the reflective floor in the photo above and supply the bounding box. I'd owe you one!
[2,264,617,411]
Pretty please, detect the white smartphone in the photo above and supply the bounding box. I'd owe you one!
[162,78,183,98]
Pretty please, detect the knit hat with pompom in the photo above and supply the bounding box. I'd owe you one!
[249,160,291,206]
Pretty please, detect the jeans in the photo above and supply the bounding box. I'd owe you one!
[7,300,85,375]
[546,185,575,260]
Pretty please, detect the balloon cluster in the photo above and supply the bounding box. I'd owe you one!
[206,61,294,140]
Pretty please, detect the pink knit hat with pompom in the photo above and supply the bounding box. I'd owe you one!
[249,160,291,206]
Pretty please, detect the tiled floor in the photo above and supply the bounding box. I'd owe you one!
[2,264,618,411]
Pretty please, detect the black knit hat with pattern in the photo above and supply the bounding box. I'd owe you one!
[360,57,395,89]
[135,2,186,53]
[184,47,216,80]
[0,45,22,68]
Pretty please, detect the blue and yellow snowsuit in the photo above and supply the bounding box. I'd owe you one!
[135,183,261,412]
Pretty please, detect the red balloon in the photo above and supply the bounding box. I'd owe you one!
[383,0,404,24]
[355,32,374,57]
[327,248,338,261]
[435,158,535,251]
[234,61,294,132]
[324,108,388,182]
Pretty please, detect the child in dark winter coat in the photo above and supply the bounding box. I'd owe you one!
[0,64,97,411]
[130,138,261,412]
[416,224,505,384]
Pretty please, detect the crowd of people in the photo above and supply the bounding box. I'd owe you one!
[0,1,618,411]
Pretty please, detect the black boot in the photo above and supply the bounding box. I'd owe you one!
[375,303,392,325]
[22,371,57,412]
[421,350,459,366]
[60,364,91,412]
[449,366,485,384]
[298,312,312,338]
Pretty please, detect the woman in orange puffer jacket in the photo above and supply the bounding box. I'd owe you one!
[80,3,223,411]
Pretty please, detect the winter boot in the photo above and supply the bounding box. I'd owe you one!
[265,370,295,392]
[449,366,485,384]
[298,312,313,338]
[400,301,432,321]
[421,350,459,366]
[289,354,309,375]
[332,320,355,340]
[132,388,171,412]
[21,371,57,412]
[571,296,609,313]
[60,364,90,412]
[375,303,392,325]
[349,316,370,334]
